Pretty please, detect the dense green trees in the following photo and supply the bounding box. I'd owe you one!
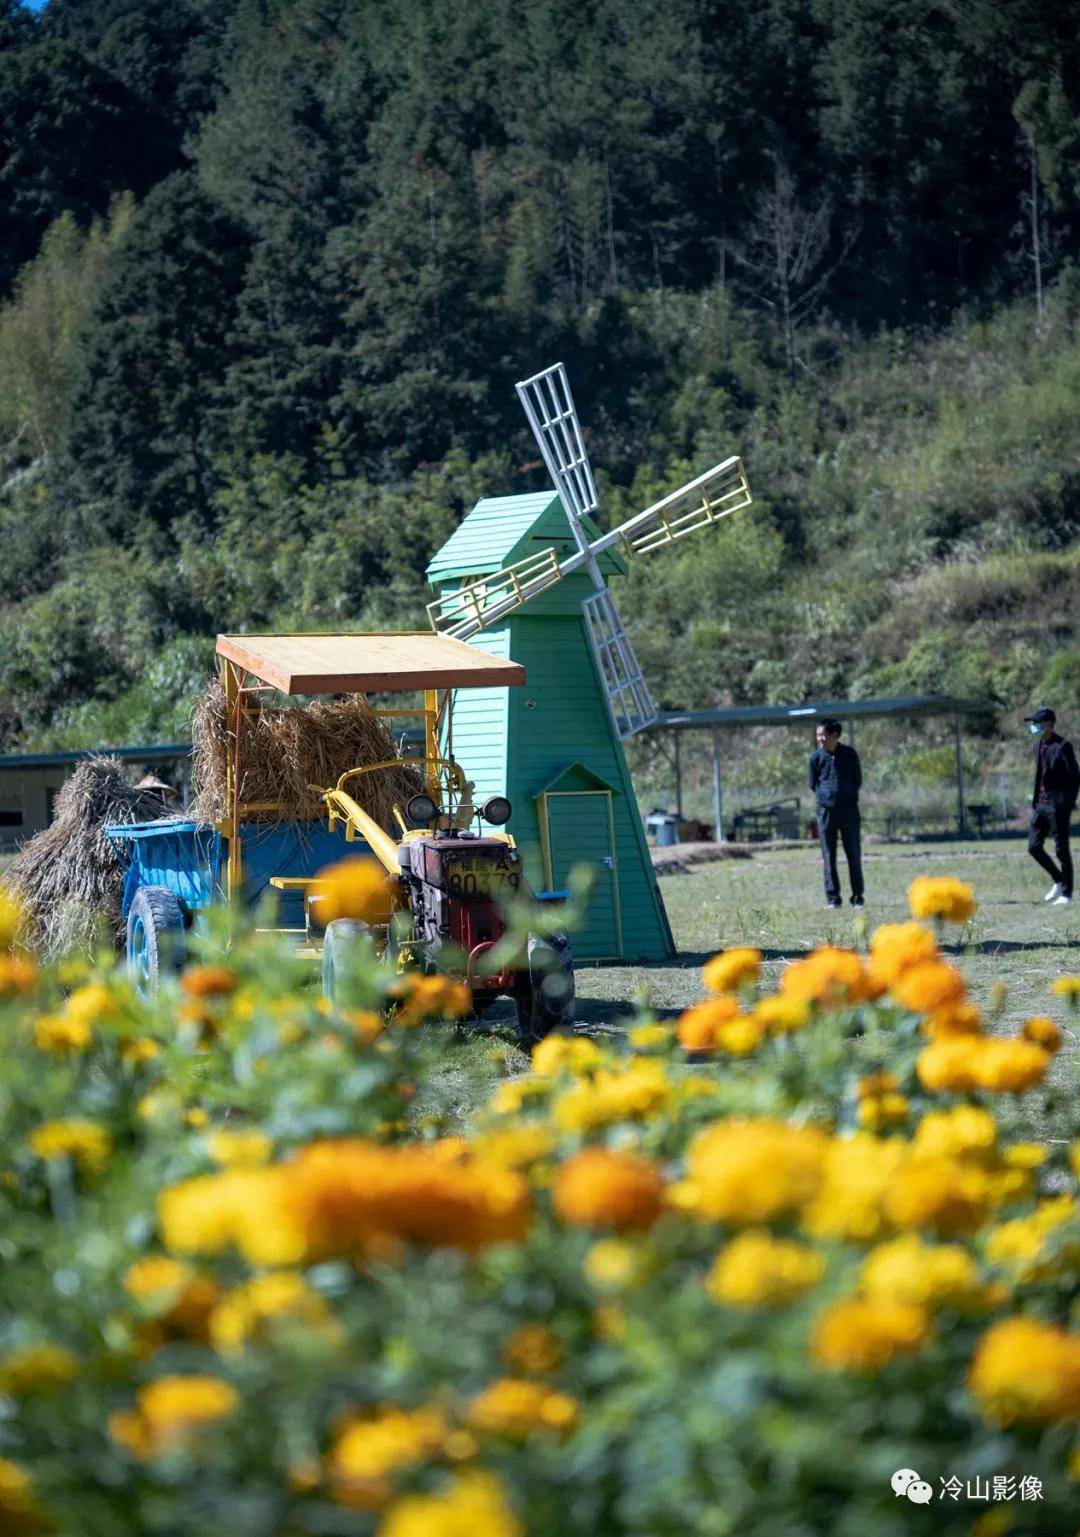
[1,0,1080,753]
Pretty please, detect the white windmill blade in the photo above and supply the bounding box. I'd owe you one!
[591,455,752,560]
[515,362,599,533]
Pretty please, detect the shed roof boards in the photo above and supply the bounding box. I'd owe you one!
[215,633,526,695]
[425,491,629,584]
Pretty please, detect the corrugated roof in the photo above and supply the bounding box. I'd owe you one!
[426,491,627,583]
[0,743,190,770]
[651,696,991,731]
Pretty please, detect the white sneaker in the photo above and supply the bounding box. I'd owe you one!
[1045,883,1064,902]
[1051,892,1073,906]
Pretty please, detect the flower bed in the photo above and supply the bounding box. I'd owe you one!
[0,876,1078,1536]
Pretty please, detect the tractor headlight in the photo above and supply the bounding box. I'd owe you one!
[481,795,512,826]
[405,792,439,827]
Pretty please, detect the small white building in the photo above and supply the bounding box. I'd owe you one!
[0,744,190,848]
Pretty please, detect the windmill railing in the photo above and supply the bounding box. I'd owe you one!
[427,547,562,640]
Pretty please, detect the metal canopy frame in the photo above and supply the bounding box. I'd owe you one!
[646,695,991,841]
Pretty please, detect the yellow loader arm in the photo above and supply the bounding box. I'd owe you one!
[311,756,470,876]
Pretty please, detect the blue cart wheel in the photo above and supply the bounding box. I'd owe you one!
[127,886,186,993]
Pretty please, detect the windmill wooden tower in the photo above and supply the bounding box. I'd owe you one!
[425,363,752,962]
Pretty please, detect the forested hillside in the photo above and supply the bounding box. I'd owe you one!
[1,0,1079,762]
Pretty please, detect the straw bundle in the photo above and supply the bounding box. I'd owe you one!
[3,756,169,959]
[190,679,422,830]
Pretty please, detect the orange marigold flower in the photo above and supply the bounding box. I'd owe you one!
[922,1001,984,1039]
[34,1013,91,1052]
[892,961,966,1015]
[916,1037,979,1094]
[552,1148,665,1231]
[884,1157,990,1235]
[908,875,976,924]
[676,995,741,1051]
[327,1403,450,1509]
[701,947,762,995]
[752,995,810,1034]
[811,1298,930,1373]
[0,953,37,998]
[868,922,939,988]
[680,1118,828,1225]
[503,1324,563,1375]
[108,1375,238,1460]
[467,1377,578,1438]
[970,1038,1049,1094]
[780,947,881,1009]
[313,857,396,926]
[180,964,237,998]
[1021,1016,1063,1053]
[394,974,472,1027]
[969,1317,1080,1426]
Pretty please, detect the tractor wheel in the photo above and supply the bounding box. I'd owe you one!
[321,919,374,1004]
[127,886,186,994]
[513,936,575,1046]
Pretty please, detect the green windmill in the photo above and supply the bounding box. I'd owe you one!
[426,363,752,962]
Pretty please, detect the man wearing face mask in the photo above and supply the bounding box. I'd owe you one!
[1026,706,1079,907]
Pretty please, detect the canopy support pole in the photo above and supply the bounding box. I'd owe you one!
[674,730,683,818]
[954,716,967,837]
[711,729,724,842]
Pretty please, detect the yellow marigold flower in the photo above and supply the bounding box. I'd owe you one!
[985,1197,1078,1281]
[121,1037,161,1064]
[856,1092,909,1131]
[209,1271,332,1352]
[29,1118,110,1174]
[1022,1015,1063,1053]
[503,1324,562,1375]
[856,1071,900,1100]
[345,1008,384,1045]
[908,875,976,924]
[707,1230,824,1309]
[327,1404,450,1509]
[0,1457,35,1520]
[180,964,238,998]
[1050,975,1080,1000]
[158,1167,306,1267]
[488,1078,550,1115]
[379,1470,522,1537]
[0,888,27,952]
[65,981,118,1026]
[811,1298,930,1373]
[780,946,882,1009]
[122,1254,219,1337]
[283,1139,531,1255]
[683,1118,828,1225]
[971,1037,1049,1094]
[470,1125,555,1169]
[676,995,741,1052]
[752,995,809,1034]
[802,1134,908,1242]
[701,947,762,995]
[0,953,38,998]
[884,1157,990,1235]
[393,974,472,1027]
[530,1034,604,1075]
[860,1234,983,1310]
[206,1128,272,1167]
[922,1001,984,1039]
[969,1317,1080,1426]
[892,960,966,1014]
[553,1059,671,1134]
[34,1013,91,1052]
[553,1148,665,1231]
[583,1238,647,1291]
[627,1022,674,1051]
[1001,1141,1046,1170]
[916,1037,979,1094]
[868,921,939,988]
[109,1374,238,1460]
[467,1378,578,1438]
[0,1343,78,1395]
[124,1256,194,1301]
[913,1105,997,1163]
[185,1107,209,1129]
[313,856,396,927]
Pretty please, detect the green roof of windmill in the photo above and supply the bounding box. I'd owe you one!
[426,491,628,585]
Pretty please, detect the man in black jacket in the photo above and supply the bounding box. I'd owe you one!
[1026,706,1080,907]
[809,718,864,910]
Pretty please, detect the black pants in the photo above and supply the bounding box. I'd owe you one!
[1028,802,1073,896]
[818,804,864,903]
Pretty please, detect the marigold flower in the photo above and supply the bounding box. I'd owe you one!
[1050,975,1080,1000]
[470,1125,555,1169]
[327,1404,450,1508]
[801,1134,909,1243]
[682,1118,828,1225]
[868,921,939,988]
[379,1470,522,1537]
[29,1118,110,1174]
[313,857,396,926]
[181,964,238,999]
[1021,1015,1063,1053]
[530,1034,604,1075]
[627,1022,674,1051]
[122,1255,219,1338]
[970,1038,1049,1094]
[916,1037,979,1094]
[553,1060,671,1133]
[884,1157,991,1235]
[676,995,741,1052]
[908,875,976,924]
[0,953,37,998]
[207,1128,272,1167]
[65,981,118,1026]
[913,1105,997,1163]
[856,1092,909,1131]
[583,1238,647,1290]
[701,947,762,995]
[552,1148,665,1231]
[892,961,966,1014]
[210,1271,332,1352]
[985,1197,1078,1282]
[0,1458,35,1519]
[158,1168,306,1267]
[860,1234,983,1310]
[0,888,27,952]
[811,1298,930,1372]
[34,1013,91,1052]
[968,1317,1080,1426]
[488,1078,551,1116]
[707,1230,824,1308]
[0,1343,78,1395]
[922,1001,983,1039]
[346,1008,384,1044]
[467,1378,578,1438]
[394,974,472,1027]
[856,1071,900,1100]
[503,1324,562,1375]
[121,1037,161,1064]
[780,946,881,1009]
[752,995,809,1034]
[108,1374,238,1460]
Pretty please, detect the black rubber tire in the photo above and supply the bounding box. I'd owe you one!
[321,918,373,1003]
[127,886,186,992]
[513,980,554,1046]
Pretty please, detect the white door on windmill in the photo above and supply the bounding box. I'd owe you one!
[426,361,753,741]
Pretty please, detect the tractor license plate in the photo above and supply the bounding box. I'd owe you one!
[445,854,520,898]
